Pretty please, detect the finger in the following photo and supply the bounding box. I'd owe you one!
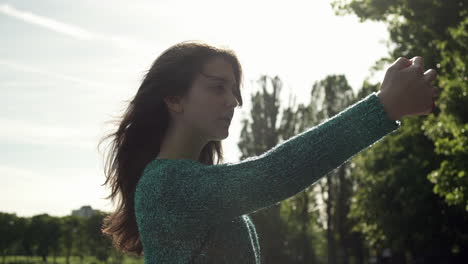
[411,56,424,69]
[423,68,437,83]
[391,57,412,71]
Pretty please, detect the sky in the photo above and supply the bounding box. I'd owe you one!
[1,0,395,218]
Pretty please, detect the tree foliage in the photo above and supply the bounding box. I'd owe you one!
[238,75,325,263]
[330,0,468,261]
[0,211,124,264]
[332,0,468,211]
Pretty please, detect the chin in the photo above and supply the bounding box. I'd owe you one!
[208,126,229,141]
[213,132,229,141]
[217,135,229,141]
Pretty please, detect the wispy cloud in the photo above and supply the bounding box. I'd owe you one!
[0,3,156,51]
[0,3,96,40]
[0,59,107,90]
[1,117,98,150]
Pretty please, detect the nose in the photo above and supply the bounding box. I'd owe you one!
[225,90,239,108]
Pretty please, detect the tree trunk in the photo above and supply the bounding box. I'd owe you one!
[301,191,314,263]
[327,174,336,264]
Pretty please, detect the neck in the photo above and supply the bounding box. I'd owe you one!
[157,123,207,161]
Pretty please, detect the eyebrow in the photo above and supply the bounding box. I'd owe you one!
[200,72,237,86]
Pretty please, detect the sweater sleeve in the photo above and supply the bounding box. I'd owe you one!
[148,92,401,223]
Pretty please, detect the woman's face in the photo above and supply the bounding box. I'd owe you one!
[180,56,239,141]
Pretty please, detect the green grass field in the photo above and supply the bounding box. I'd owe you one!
[3,255,144,264]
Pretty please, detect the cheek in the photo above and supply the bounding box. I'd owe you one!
[185,104,214,128]
[190,96,216,116]
[184,93,219,126]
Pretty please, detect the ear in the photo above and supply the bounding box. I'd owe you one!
[164,96,184,113]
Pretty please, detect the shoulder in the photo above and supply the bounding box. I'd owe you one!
[144,159,217,178]
[136,159,206,196]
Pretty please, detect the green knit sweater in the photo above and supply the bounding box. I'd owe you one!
[134,92,401,263]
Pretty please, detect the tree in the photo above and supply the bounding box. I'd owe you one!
[330,0,468,261]
[84,211,113,263]
[0,213,19,264]
[48,216,62,264]
[332,0,468,212]
[20,217,35,263]
[309,74,365,264]
[424,11,468,211]
[73,216,90,264]
[238,75,291,264]
[60,215,81,264]
[277,87,325,263]
[29,214,61,263]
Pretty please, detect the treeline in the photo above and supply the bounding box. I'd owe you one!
[0,211,136,264]
[240,0,467,263]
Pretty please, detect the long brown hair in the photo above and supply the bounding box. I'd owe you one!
[97,40,244,256]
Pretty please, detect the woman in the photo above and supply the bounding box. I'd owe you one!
[99,40,438,263]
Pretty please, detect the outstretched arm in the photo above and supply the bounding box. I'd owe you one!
[157,92,399,223]
[143,56,438,224]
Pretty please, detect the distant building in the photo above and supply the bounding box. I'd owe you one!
[71,205,97,218]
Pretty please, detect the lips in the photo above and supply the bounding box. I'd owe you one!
[219,114,233,122]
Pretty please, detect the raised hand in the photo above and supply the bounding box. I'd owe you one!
[377,56,439,121]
